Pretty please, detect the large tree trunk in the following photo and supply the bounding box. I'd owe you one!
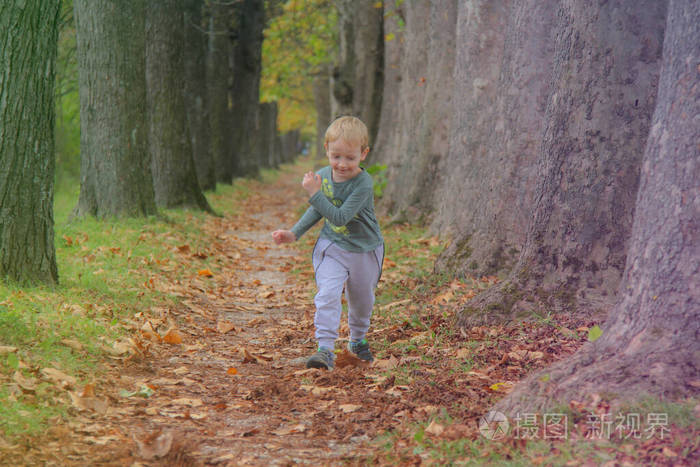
[460,0,667,324]
[206,3,233,184]
[495,0,699,414]
[74,0,157,219]
[331,0,383,144]
[0,0,59,285]
[231,0,265,178]
[184,0,215,192]
[434,0,554,276]
[146,0,211,211]
[380,0,457,221]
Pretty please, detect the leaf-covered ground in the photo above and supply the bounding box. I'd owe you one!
[1,161,697,466]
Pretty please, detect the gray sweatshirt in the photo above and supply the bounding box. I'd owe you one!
[291,166,383,252]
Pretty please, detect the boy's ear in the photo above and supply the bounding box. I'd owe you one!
[361,146,370,159]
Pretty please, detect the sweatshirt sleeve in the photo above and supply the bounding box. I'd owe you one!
[308,177,372,227]
[290,206,323,240]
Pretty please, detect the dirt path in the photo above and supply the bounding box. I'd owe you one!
[37,162,401,466]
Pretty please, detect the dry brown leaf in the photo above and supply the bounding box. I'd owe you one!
[335,349,369,369]
[68,391,109,414]
[338,404,361,413]
[41,368,77,388]
[217,321,236,334]
[271,423,307,436]
[373,354,399,370]
[425,421,445,436]
[60,339,83,351]
[162,329,183,345]
[170,398,203,407]
[0,345,17,355]
[241,347,259,364]
[133,430,173,460]
[13,371,37,392]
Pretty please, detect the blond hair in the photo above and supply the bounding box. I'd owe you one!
[324,116,369,151]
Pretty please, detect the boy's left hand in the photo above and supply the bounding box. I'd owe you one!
[302,171,322,196]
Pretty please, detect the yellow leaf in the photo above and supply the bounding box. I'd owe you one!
[227,367,238,376]
[198,269,214,277]
[373,1,383,8]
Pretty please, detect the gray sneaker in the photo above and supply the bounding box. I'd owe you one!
[348,338,373,362]
[306,347,335,370]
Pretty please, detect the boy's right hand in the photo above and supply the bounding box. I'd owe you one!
[271,230,296,244]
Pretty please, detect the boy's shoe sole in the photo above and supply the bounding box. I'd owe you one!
[306,348,335,370]
[348,339,374,362]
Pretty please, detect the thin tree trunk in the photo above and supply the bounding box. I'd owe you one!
[74,0,157,219]
[0,0,60,285]
[184,0,215,191]
[313,65,331,159]
[494,0,698,414]
[146,0,211,211]
[460,0,667,324]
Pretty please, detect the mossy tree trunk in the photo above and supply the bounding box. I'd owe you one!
[74,0,157,219]
[460,0,667,325]
[494,0,699,414]
[146,0,211,211]
[434,0,554,276]
[184,0,215,192]
[0,0,60,285]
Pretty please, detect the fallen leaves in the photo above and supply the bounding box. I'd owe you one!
[133,430,173,460]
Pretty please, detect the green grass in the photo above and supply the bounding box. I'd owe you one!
[0,180,249,439]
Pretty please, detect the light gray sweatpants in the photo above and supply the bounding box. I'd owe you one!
[312,237,384,350]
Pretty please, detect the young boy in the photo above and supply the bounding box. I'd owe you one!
[271,116,384,370]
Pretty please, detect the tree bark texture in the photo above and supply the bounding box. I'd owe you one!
[434,0,554,276]
[313,65,331,159]
[372,0,404,167]
[331,0,383,145]
[258,101,279,168]
[494,0,698,415]
[184,0,215,191]
[281,130,301,164]
[74,0,157,219]
[381,0,457,221]
[206,3,233,184]
[376,0,428,215]
[460,0,667,323]
[146,0,211,211]
[231,0,264,178]
[0,0,59,285]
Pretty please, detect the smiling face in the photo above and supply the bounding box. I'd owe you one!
[325,137,369,182]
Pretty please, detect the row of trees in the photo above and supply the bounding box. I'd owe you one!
[321,0,698,411]
[1,0,304,285]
